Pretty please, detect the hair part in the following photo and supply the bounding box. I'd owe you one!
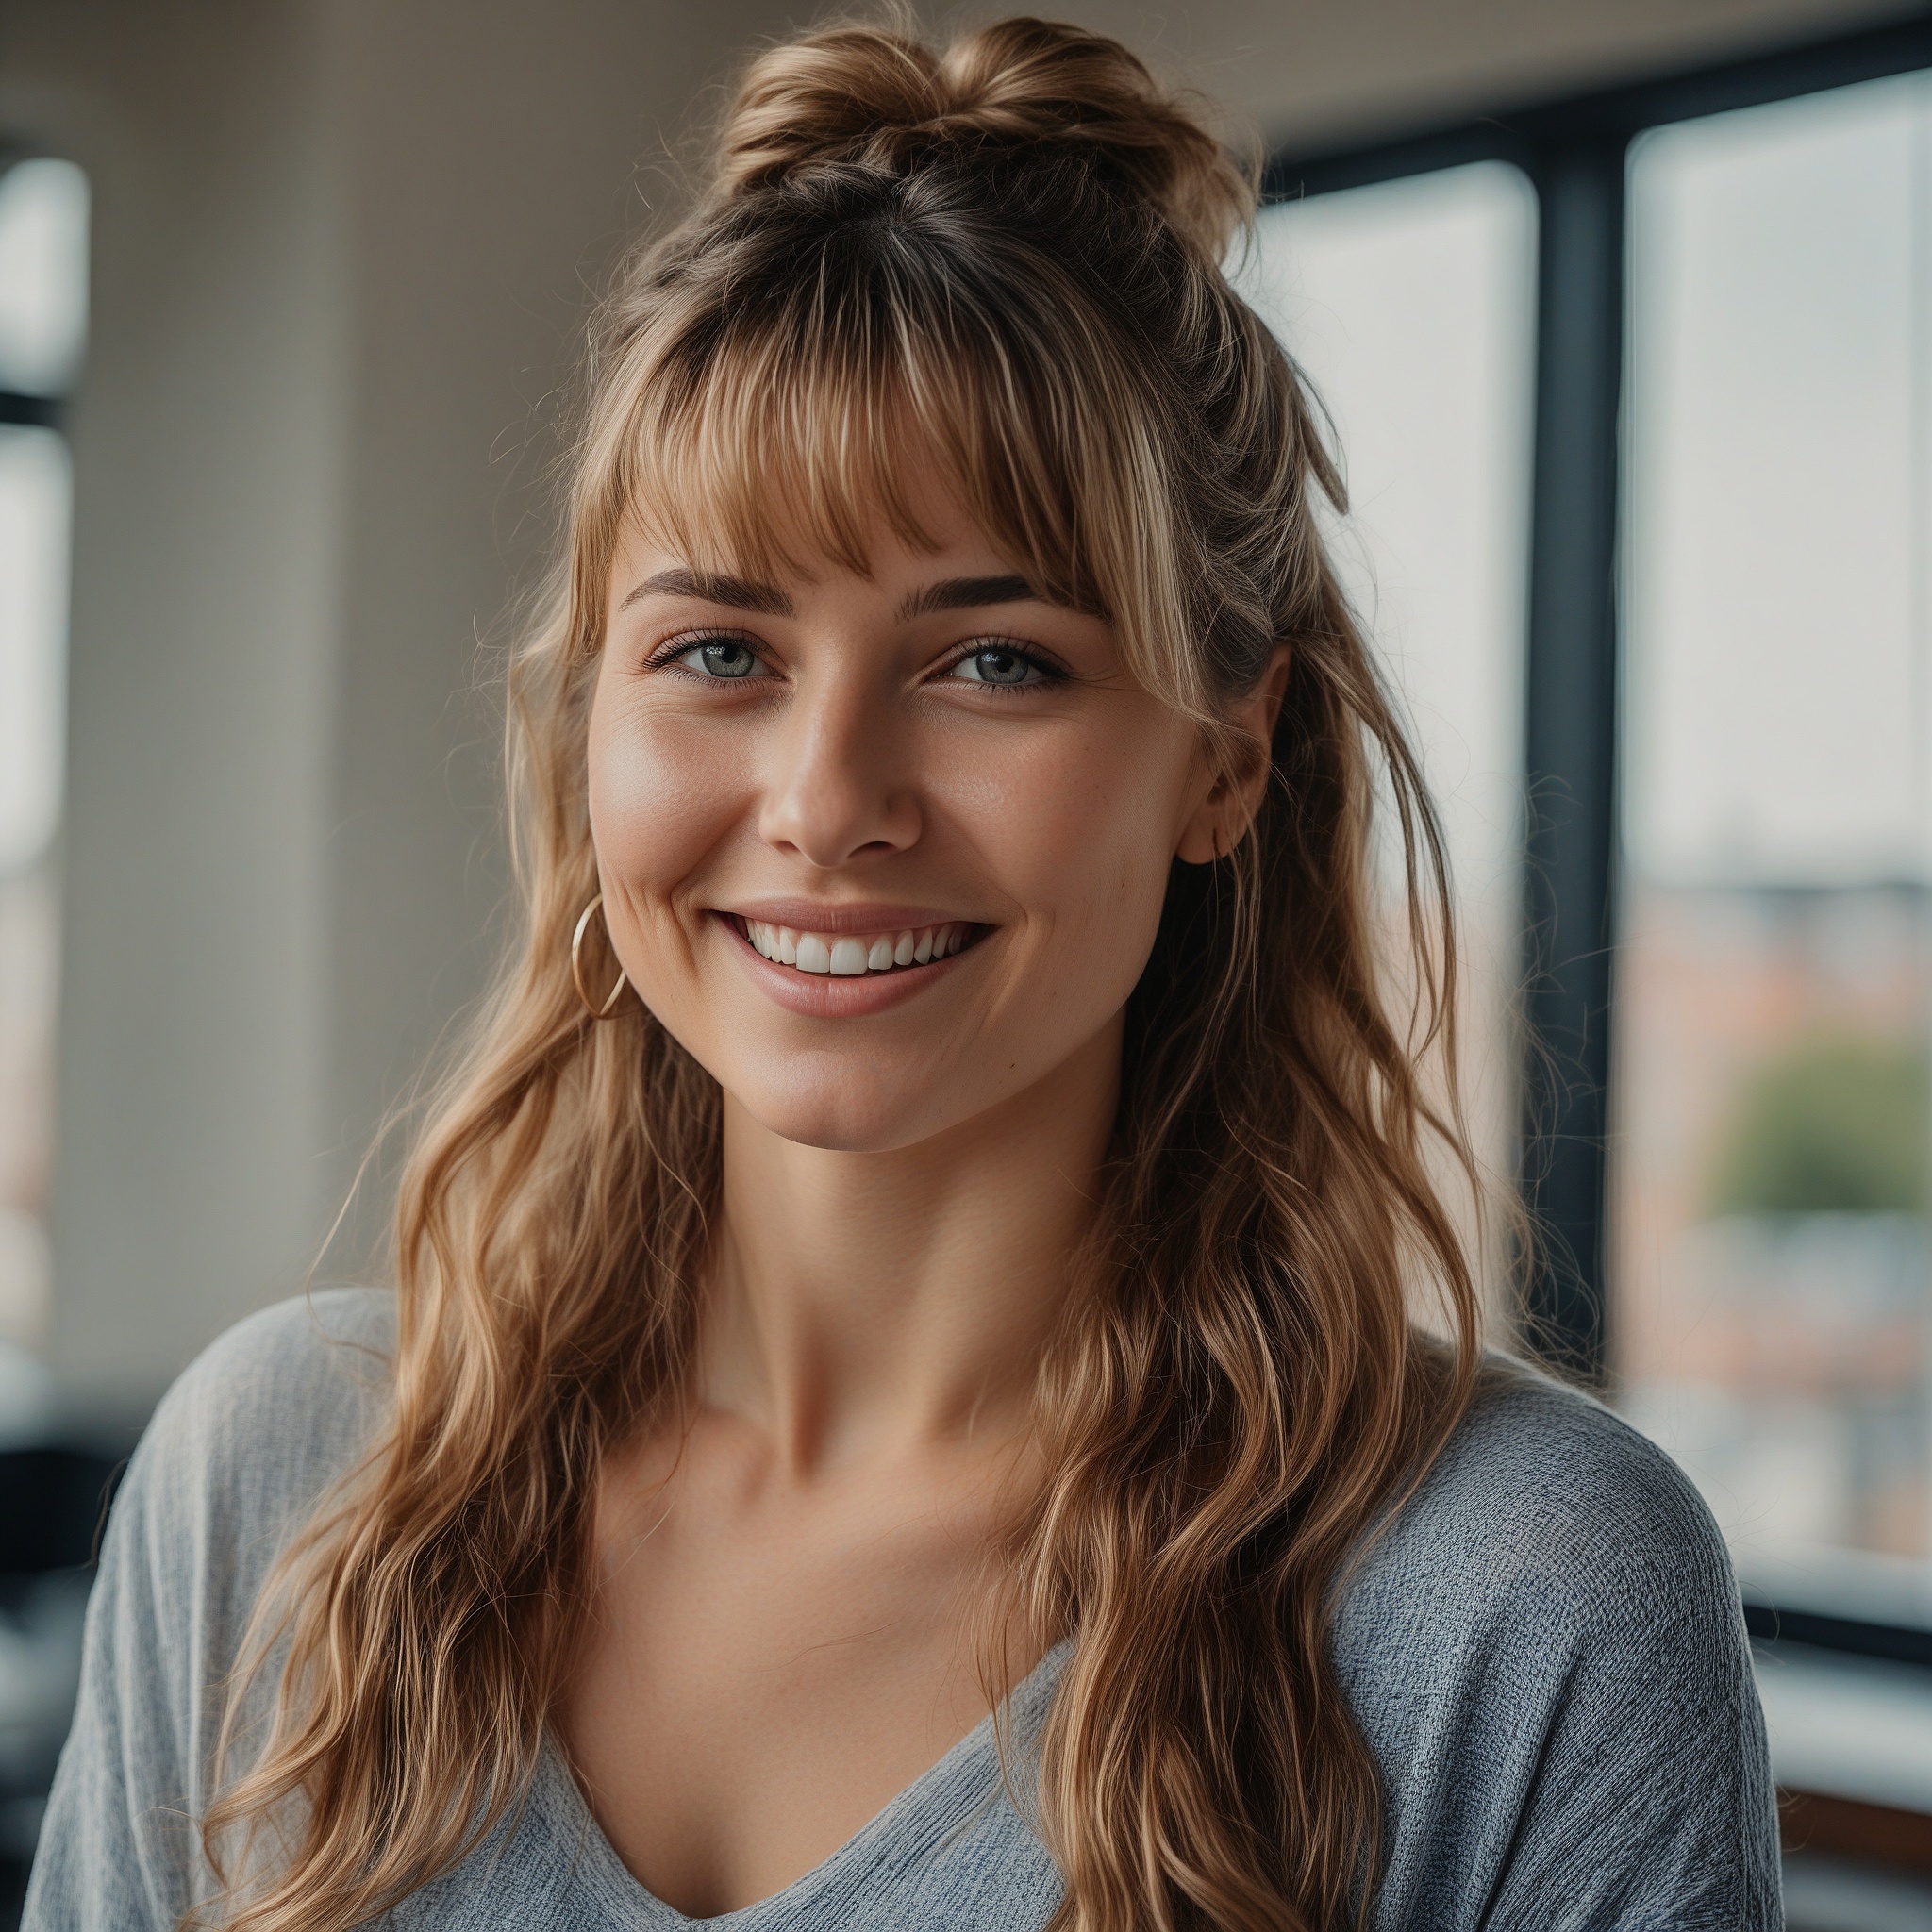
[198,18,1486,1931]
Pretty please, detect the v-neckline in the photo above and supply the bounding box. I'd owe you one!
[534,1641,1070,1928]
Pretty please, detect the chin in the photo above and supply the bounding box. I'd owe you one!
[724,1060,965,1156]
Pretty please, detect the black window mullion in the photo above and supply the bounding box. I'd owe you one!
[1516,136,1627,1388]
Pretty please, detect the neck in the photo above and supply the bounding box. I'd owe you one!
[698,1019,1121,1473]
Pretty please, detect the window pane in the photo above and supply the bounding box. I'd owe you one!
[0,425,69,1357]
[0,158,90,399]
[1617,74,1932,1621]
[0,156,84,1367]
[0,158,89,399]
[0,428,71,873]
[1239,163,1538,1227]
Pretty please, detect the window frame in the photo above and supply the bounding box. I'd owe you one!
[1267,12,1932,1667]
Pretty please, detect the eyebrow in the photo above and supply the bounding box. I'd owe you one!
[616,568,1048,622]
[618,569,793,616]
[895,575,1041,621]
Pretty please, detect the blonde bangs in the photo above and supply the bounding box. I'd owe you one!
[575,256,1218,724]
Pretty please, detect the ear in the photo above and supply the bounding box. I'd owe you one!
[1174,643,1293,865]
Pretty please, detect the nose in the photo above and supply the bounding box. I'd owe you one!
[758,679,922,869]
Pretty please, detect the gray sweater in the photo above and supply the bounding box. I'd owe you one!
[25,1290,1780,1929]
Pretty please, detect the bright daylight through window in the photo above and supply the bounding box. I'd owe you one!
[1239,162,1538,1272]
[0,155,87,1372]
[1616,72,1932,1624]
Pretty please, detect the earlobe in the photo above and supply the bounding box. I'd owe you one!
[1174,643,1291,866]
[1175,791,1234,866]
[1174,764,1265,866]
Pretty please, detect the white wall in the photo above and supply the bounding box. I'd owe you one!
[0,0,1911,1416]
[1,1,345,1416]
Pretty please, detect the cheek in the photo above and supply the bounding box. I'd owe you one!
[942,708,1191,982]
[586,675,752,898]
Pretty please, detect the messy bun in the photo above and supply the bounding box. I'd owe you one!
[207,16,1481,1932]
[717,16,1257,262]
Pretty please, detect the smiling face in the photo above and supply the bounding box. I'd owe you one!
[587,458,1260,1155]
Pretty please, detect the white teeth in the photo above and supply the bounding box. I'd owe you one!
[741,918,975,975]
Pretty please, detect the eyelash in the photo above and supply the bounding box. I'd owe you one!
[939,639,1065,694]
[645,630,768,681]
[643,630,1068,693]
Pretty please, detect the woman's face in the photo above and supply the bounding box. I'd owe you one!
[588,459,1257,1154]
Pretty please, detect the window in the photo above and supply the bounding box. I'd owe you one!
[0,156,88,1364]
[1618,75,1932,1622]
[1272,14,1932,1665]
[1238,164,1538,1233]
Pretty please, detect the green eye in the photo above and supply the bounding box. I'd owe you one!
[953,646,1043,687]
[681,640,761,679]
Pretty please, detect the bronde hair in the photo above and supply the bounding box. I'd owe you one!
[199,18,1484,1930]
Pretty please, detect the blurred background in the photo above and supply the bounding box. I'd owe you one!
[7,0,1932,1924]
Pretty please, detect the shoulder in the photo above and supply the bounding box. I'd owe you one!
[1338,1354,1737,1666]
[31,1289,400,1881]
[149,1286,394,1467]
[1333,1357,1777,1927]
[126,1288,396,1590]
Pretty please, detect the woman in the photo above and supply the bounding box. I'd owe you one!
[27,17,1776,1931]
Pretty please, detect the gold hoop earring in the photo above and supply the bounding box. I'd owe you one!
[571,893,629,1019]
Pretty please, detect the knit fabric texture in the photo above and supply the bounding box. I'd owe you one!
[25,1289,1781,1929]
